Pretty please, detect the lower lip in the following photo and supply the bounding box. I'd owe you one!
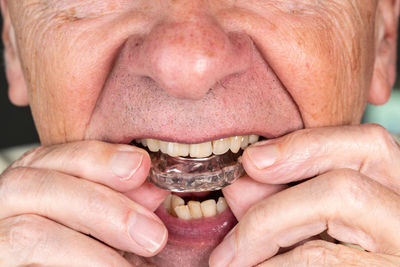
[155,203,237,246]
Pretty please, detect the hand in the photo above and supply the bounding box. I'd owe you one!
[210,124,400,266]
[0,140,169,266]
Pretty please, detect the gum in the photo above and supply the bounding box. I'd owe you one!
[148,151,245,192]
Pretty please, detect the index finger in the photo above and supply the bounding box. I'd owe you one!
[10,140,151,193]
[210,170,400,267]
[242,124,400,192]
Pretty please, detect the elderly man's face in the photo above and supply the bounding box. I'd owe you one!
[2,0,398,265]
[2,1,394,145]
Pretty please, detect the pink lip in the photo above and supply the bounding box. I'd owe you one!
[142,204,237,266]
[155,204,237,246]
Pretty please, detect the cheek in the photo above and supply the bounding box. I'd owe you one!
[284,7,376,126]
[267,12,374,126]
[12,8,152,144]
[220,1,376,127]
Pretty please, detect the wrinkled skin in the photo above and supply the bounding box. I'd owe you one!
[1,0,400,266]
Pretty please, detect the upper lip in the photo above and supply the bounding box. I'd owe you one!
[85,47,304,145]
[128,132,267,145]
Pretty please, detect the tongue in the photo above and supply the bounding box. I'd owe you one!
[146,205,237,266]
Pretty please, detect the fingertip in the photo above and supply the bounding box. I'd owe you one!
[241,149,274,184]
[244,144,280,170]
[223,177,287,220]
[124,181,170,211]
[110,145,151,192]
[127,211,168,256]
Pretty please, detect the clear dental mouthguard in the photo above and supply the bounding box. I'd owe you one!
[148,151,245,192]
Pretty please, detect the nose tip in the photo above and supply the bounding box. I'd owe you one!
[126,19,253,100]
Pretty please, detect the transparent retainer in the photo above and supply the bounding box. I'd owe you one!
[148,151,245,192]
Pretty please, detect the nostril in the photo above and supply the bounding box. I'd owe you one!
[124,22,253,100]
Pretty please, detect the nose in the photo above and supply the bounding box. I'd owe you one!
[125,15,253,100]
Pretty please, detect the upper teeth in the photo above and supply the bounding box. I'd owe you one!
[136,135,260,158]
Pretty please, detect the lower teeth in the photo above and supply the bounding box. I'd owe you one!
[148,151,245,192]
[164,194,228,220]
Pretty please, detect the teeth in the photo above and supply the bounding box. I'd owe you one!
[190,142,213,158]
[216,197,228,214]
[240,136,249,149]
[249,135,259,144]
[178,143,190,157]
[141,139,147,147]
[229,136,242,153]
[160,141,181,157]
[162,194,172,213]
[212,138,230,155]
[174,205,192,220]
[147,139,160,152]
[137,135,260,158]
[187,201,203,219]
[171,194,185,217]
[200,199,217,217]
[165,195,229,220]
[159,141,169,154]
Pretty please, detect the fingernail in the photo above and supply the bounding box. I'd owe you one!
[111,151,144,180]
[209,230,236,267]
[128,212,167,253]
[246,144,279,169]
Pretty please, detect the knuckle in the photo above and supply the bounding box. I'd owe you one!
[283,128,326,159]
[78,183,121,231]
[73,139,107,154]
[294,240,336,266]
[78,188,126,236]
[293,241,368,267]
[9,146,44,168]
[4,214,50,255]
[285,128,313,147]
[86,186,113,215]
[363,123,397,153]
[0,167,52,214]
[0,167,32,199]
[326,169,369,211]
[249,203,269,227]
[67,140,111,163]
[242,201,271,240]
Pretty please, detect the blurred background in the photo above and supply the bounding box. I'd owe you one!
[0,19,399,149]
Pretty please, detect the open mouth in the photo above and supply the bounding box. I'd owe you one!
[131,135,263,265]
[151,190,238,266]
[139,192,236,267]
[134,135,261,192]
[132,134,263,218]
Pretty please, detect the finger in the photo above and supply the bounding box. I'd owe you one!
[0,167,167,257]
[258,240,400,267]
[124,181,170,212]
[11,140,151,192]
[243,124,400,191]
[0,214,131,266]
[209,169,400,267]
[222,175,287,220]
